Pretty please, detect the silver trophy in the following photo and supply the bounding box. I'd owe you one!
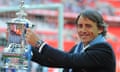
[0,0,34,72]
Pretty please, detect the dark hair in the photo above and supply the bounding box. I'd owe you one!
[75,9,108,36]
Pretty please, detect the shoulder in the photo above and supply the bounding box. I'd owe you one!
[85,42,115,59]
[86,42,113,53]
[91,42,112,49]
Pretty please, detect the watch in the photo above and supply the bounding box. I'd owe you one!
[35,40,44,48]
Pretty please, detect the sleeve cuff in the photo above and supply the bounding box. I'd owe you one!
[38,42,46,53]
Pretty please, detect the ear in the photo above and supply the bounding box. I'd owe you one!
[98,27,103,34]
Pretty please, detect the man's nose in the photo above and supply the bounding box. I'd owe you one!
[81,26,87,31]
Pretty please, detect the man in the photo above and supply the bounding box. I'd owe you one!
[26,9,116,72]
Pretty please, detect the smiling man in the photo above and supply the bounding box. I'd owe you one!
[26,9,116,72]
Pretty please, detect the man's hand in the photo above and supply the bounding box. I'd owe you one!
[25,28,39,47]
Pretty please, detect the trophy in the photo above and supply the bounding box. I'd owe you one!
[0,0,34,72]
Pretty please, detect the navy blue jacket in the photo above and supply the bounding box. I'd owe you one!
[32,42,116,72]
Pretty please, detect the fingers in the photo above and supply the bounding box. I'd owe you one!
[25,28,33,43]
[25,28,39,46]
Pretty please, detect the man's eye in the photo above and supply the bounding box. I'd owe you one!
[78,24,83,28]
[86,24,92,28]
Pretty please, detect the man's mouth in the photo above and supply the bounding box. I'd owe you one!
[80,34,90,39]
[80,34,89,36]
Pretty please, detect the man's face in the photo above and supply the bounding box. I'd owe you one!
[77,16,102,45]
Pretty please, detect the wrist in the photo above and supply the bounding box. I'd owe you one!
[35,40,44,48]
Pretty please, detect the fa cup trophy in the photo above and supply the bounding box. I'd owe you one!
[0,0,34,72]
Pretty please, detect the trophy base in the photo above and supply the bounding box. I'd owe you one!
[1,52,29,71]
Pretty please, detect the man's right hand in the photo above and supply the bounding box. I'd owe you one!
[25,28,40,47]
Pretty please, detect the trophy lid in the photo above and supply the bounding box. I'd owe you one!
[7,0,34,28]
